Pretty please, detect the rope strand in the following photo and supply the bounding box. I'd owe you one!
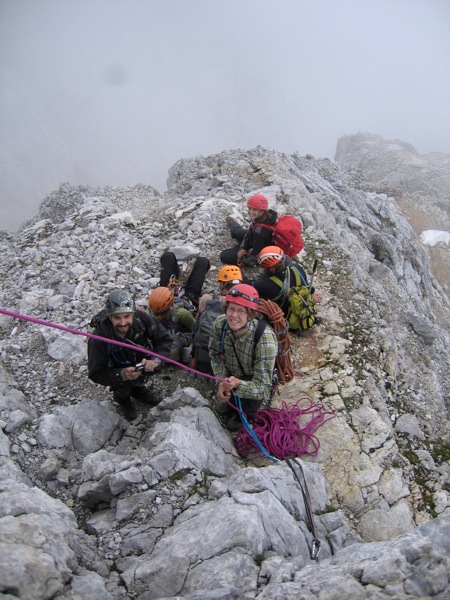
[258,298,294,384]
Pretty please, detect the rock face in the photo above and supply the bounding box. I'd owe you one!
[0,136,449,599]
[335,131,450,293]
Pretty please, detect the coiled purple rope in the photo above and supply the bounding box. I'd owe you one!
[235,397,335,460]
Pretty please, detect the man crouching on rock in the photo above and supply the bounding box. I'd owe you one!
[87,289,172,422]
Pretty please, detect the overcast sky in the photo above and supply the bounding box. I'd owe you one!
[1,0,449,231]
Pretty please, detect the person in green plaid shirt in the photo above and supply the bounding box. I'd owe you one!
[209,283,278,430]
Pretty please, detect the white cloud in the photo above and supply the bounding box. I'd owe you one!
[1,0,449,231]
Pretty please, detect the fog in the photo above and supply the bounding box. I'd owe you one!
[1,0,449,231]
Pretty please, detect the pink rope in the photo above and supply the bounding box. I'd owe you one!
[0,307,223,382]
[235,397,335,460]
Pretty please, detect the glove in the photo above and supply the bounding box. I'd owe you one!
[240,253,257,267]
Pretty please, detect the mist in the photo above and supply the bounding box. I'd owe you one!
[1,0,449,232]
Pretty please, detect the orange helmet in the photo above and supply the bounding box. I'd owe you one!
[258,245,285,269]
[217,265,243,283]
[247,193,268,211]
[148,287,174,314]
[226,283,259,309]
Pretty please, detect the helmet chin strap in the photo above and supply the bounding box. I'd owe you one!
[230,321,248,336]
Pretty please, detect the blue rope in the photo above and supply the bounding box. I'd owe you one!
[235,396,280,463]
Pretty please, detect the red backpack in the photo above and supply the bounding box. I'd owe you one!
[258,215,304,257]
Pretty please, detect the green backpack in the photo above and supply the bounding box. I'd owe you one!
[270,264,316,331]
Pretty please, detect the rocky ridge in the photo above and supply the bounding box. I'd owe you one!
[0,136,449,599]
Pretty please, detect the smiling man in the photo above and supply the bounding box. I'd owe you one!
[87,289,172,421]
[208,283,277,431]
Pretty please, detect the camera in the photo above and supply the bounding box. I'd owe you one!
[135,363,145,373]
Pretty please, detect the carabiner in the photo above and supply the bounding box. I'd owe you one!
[311,539,321,561]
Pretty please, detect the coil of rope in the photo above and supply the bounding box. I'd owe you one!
[257,298,294,384]
[234,397,335,460]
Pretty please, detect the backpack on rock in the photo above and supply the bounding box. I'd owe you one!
[271,261,317,332]
[257,215,304,257]
[191,298,224,374]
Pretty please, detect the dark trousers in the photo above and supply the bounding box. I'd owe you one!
[220,224,247,266]
[112,381,145,402]
[231,393,262,421]
[160,251,210,304]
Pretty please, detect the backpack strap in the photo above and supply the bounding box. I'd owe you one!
[270,267,292,304]
[252,318,267,353]
[290,264,307,286]
[254,222,275,234]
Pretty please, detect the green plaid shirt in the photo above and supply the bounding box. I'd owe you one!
[209,314,277,401]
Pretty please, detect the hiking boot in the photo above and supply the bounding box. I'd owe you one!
[131,386,163,406]
[117,397,138,421]
[226,216,238,226]
[215,401,235,416]
[225,414,243,432]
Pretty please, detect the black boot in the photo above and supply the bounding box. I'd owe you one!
[116,396,138,421]
[131,386,162,406]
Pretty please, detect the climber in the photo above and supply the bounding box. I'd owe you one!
[254,245,317,332]
[87,290,173,422]
[208,283,278,431]
[148,286,195,364]
[220,193,278,267]
[192,265,243,375]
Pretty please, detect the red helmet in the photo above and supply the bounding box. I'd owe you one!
[225,283,259,309]
[247,194,268,211]
[258,245,285,269]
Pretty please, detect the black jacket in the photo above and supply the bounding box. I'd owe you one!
[253,263,309,316]
[87,310,172,388]
[241,209,278,256]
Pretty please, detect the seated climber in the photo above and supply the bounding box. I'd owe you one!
[220,193,278,267]
[147,251,211,363]
[159,250,210,310]
[208,283,278,431]
[87,289,172,422]
[253,245,317,332]
[148,286,195,364]
[192,265,243,375]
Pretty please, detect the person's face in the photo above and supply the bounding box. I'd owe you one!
[225,303,248,331]
[247,207,264,221]
[110,312,134,336]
